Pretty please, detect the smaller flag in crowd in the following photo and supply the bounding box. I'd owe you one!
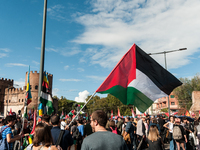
[38,103,44,117]
[111,110,113,119]
[131,108,136,118]
[118,108,121,117]
[60,110,64,119]
[40,71,54,115]
[9,108,13,115]
[185,110,190,116]
[25,66,32,105]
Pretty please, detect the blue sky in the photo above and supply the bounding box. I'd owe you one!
[0,0,200,103]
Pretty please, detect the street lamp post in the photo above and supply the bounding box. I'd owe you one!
[148,48,187,116]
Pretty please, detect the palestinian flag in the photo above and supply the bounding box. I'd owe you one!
[40,71,54,115]
[96,44,182,112]
[25,66,32,105]
[60,110,64,119]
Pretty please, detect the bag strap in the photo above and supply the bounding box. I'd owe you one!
[56,130,65,147]
[110,127,113,131]
[0,126,9,134]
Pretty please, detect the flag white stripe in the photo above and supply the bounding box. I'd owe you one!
[128,69,168,101]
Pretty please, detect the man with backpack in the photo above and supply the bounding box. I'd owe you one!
[81,110,128,150]
[51,115,73,150]
[124,116,136,150]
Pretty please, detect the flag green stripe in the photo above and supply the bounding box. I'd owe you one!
[98,85,153,112]
[40,97,53,107]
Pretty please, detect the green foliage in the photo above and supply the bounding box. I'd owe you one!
[161,108,168,113]
[174,74,200,110]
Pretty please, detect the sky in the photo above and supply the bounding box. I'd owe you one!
[0,0,200,103]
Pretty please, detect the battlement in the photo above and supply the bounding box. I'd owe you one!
[5,87,24,94]
[25,71,53,76]
[0,78,14,82]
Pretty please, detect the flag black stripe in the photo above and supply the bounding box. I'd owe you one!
[136,45,182,95]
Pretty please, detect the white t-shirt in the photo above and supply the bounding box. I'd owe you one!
[168,122,174,133]
[60,121,67,130]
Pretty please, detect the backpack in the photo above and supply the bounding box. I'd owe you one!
[110,127,118,134]
[173,125,182,140]
[72,128,82,140]
[55,130,64,150]
[0,126,10,150]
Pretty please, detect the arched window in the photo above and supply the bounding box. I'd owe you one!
[35,85,38,90]
[19,99,20,102]
[22,99,24,102]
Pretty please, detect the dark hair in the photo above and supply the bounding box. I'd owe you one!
[50,115,60,125]
[126,116,130,121]
[109,120,115,127]
[72,121,77,126]
[92,110,108,127]
[32,123,53,147]
[42,114,50,123]
[77,119,83,124]
[5,116,15,124]
[152,118,157,124]
[182,117,187,121]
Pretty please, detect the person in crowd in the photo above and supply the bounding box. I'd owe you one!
[108,120,118,134]
[83,120,93,137]
[23,118,31,134]
[60,118,67,130]
[146,125,164,150]
[196,119,200,150]
[149,118,160,134]
[174,117,187,150]
[26,123,58,150]
[163,115,176,150]
[14,117,21,134]
[77,119,84,150]
[117,117,124,135]
[71,121,78,150]
[136,116,146,150]
[158,115,166,142]
[105,119,110,130]
[41,114,53,130]
[51,115,73,150]
[123,116,137,150]
[81,110,128,150]
[1,115,28,150]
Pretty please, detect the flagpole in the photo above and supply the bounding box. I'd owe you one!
[67,92,96,127]
[38,0,47,112]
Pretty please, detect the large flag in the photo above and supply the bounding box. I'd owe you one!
[96,44,182,112]
[40,71,54,115]
[25,66,32,105]
[118,108,121,117]
[131,108,136,118]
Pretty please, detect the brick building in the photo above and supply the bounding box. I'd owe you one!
[153,92,180,114]
[2,71,58,116]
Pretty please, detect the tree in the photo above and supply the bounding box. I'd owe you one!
[174,74,200,111]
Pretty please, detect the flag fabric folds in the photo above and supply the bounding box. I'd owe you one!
[96,44,182,113]
[40,71,54,115]
[38,103,44,117]
[25,66,32,105]
[60,110,64,119]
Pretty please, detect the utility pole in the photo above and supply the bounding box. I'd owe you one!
[148,48,187,116]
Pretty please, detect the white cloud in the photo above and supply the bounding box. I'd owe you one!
[47,5,66,21]
[75,90,90,103]
[52,88,59,96]
[64,65,69,70]
[32,60,39,66]
[46,48,58,52]
[0,48,10,58]
[14,79,25,90]
[5,63,29,67]
[87,75,106,81]
[77,68,84,72]
[59,79,82,82]
[61,47,81,57]
[72,0,200,69]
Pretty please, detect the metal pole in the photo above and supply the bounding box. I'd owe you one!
[38,0,47,109]
[67,92,96,127]
[7,86,9,115]
[164,52,170,115]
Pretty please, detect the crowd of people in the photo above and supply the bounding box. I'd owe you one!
[1,110,200,150]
